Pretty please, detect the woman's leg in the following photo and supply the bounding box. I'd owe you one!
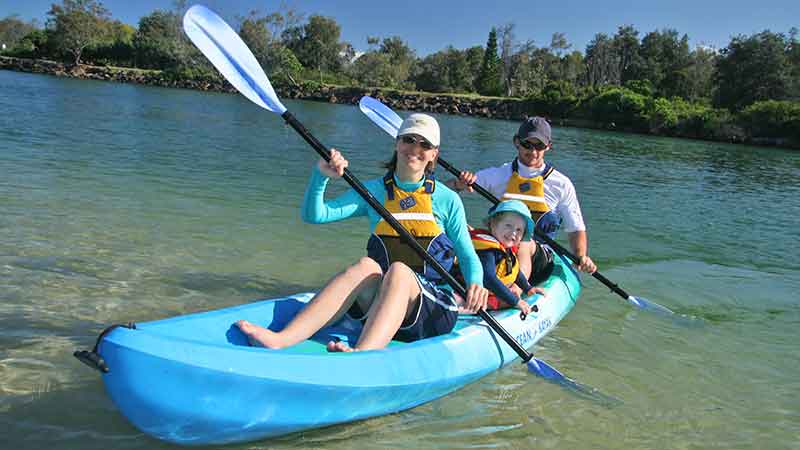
[238,257,382,349]
[330,262,420,352]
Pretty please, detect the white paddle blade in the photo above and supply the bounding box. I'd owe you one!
[358,96,403,137]
[183,5,287,115]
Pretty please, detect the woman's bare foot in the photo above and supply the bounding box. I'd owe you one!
[326,340,354,352]
[235,320,283,348]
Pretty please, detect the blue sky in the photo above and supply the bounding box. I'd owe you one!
[1,0,797,56]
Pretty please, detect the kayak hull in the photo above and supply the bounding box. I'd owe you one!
[97,255,580,445]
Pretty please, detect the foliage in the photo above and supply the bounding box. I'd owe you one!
[283,15,348,76]
[737,100,800,141]
[238,11,303,84]
[475,28,503,96]
[714,31,794,111]
[412,46,482,93]
[133,10,188,69]
[0,15,38,52]
[585,87,649,129]
[349,36,415,88]
[6,29,51,59]
[83,20,135,66]
[46,0,110,65]
[527,80,580,118]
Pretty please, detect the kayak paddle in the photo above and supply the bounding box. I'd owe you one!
[358,95,675,317]
[182,5,573,383]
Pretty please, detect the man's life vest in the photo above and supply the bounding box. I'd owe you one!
[367,172,455,282]
[502,158,555,222]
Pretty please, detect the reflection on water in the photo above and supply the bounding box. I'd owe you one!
[1,70,799,450]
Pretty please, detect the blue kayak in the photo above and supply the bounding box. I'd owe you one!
[89,254,580,445]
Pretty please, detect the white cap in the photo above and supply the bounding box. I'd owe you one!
[397,113,440,148]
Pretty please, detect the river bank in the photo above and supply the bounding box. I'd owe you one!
[1,55,796,149]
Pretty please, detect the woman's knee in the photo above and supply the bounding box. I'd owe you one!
[347,257,383,277]
[385,262,415,279]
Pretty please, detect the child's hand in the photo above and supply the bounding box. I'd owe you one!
[524,287,546,298]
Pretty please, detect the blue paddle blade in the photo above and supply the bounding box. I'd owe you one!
[527,358,623,408]
[358,96,403,137]
[182,5,287,115]
[628,295,675,315]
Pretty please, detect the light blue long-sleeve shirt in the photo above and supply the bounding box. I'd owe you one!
[302,166,484,288]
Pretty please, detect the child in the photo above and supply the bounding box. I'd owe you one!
[468,200,546,316]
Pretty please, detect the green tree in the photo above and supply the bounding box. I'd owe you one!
[283,15,347,80]
[238,11,303,84]
[351,36,415,88]
[714,30,792,110]
[134,9,192,69]
[0,15,38,52]
[682,45,717,101]
[83,20,135,66]
[476,28,503,96]
[637,29,691,98]
[585,33,619,86]
[612,25,641,85]
[46,0,110,65]
[412,45,482,93]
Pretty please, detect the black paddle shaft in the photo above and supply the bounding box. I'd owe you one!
[281,111,533,362]
[436,158,632,299]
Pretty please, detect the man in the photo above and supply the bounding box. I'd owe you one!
[449,116,596,282]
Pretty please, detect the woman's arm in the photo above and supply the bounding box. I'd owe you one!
[301,160,367,224]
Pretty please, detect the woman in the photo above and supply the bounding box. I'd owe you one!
[237,113,488,352]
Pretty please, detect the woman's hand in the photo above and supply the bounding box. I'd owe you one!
[318,149,348,178]
[461,283,488,314]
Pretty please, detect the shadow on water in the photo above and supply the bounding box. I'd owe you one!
[155,271,317,303]
[0,383,168,450]
[8,256,114,279]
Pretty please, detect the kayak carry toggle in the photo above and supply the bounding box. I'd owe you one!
[73,322,136,373]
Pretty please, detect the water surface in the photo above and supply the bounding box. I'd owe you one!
[1,70,798,450]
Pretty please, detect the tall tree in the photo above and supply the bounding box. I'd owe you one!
[497,23,516,96]
[682,45,717,101]
[134,10,183,69]
[46,0,110,65]
[549,32,571,57]
[585,33,620,87]
[714,30,793,110]
[476,28,503,96]
[612,25,641,85]
[283,15,347,79]
[637,29,691,97]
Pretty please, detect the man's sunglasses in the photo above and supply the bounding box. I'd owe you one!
[517,138,548,151]
[399,135,435,150]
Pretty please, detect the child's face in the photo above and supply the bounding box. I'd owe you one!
[490,213,527,248]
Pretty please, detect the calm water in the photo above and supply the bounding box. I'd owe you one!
[1,70,799,450]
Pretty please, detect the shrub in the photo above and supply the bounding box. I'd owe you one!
[738,100,800,141]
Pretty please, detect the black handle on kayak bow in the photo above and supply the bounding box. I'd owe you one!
[282,111,533,362]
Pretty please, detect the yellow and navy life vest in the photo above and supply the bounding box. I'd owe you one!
[367,172,455,282]
[502,159,555,222]
[469,228,519,287]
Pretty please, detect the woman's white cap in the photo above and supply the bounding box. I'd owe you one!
[397,113,440,147]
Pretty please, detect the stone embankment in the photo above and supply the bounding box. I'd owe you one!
[0,55,535,121]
